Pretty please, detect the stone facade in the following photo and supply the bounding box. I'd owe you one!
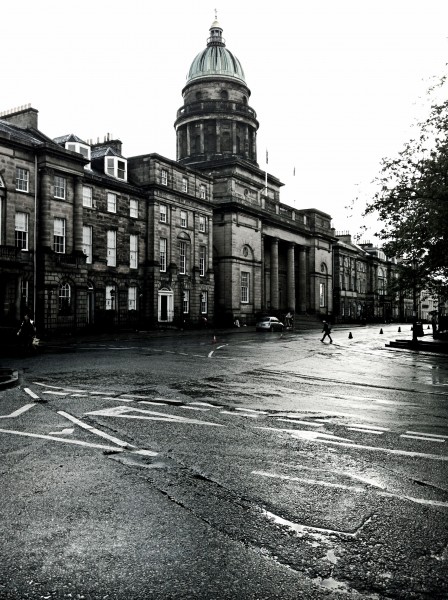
[0,109,215,335]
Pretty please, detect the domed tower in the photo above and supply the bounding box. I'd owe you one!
[175,18,259,167]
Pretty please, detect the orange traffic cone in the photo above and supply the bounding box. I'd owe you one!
[398,327,401,332]
[348,332,353,339]
[380,328,383,334]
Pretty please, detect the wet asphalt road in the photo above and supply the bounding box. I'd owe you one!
[0,324,447,599]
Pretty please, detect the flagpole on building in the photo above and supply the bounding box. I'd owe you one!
[265,149,268,196]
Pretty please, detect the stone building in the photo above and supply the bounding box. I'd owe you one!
[176,18,335,325]
[332,233,399,323]
[0,108,214,334]
[0,18,336,336]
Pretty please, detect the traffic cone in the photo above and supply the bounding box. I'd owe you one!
[380,328,383,334]
[212,335,217,344]
[427,325,430,330]
[398,327,401,332]
[348,332,353,339]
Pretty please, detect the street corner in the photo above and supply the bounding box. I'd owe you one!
[0,368,19,390]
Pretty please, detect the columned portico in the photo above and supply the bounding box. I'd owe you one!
[270,238,279,310]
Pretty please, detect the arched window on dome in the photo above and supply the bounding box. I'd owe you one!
[220,90,228,100]
[222,130,231,153]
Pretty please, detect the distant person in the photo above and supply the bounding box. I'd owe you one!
[285,312,293,328]
[320,320,333,344]
[234,318,240,328]
[17,314,36,355]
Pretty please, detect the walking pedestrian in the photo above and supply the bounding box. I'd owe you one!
[320,320,333,344]
[17,314,36,355]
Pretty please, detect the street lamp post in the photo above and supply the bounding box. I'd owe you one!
[412,260,418,346]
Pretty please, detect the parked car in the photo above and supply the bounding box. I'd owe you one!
[256,316,284,332]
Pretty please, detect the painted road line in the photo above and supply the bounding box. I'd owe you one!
[405,431,447,439]
[42,391,68,396]
[220,410,258,418]
[348,428,384,435]
[33,383,87,393]
[255,472,448,509]
[348,424,390,431]
[255,427,350,441]
[313,438,448,461]
[179,406,210,411]
[0,427,157,456]
[236,408,269,414]
[253,470,365,492]
[138,400,167,406]
[48,428,74,435]
[400,434,445,443]
[0,404,36,419]
[58,411,135,448]
[86,405,224,427]
[277,418,324,428]
[189,402,222,408]
[24,388,40,400]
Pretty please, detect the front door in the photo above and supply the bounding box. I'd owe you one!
[158,288,174,323]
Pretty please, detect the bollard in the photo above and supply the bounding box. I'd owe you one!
[348,332,353,339]
[380,328,383,334]
[398,327,401,332]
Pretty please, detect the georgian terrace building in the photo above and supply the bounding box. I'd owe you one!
[0,107,214,334]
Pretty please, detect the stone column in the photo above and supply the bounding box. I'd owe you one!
[186,125,191,157]
[261,235,265,309]
[298,246,307,313]
[270,238,279,310]
[199,122,204,154]
[287,243,296,312]
[73,177,83,254]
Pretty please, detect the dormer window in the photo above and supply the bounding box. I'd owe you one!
[66,142,91,168]
[105,157,127,181]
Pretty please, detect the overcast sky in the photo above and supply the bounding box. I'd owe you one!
[3,0,448,237]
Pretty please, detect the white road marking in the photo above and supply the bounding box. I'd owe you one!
[236,408,269,414]
[349,424,390,431]
[24,387,40,400]
[253,470,365,492]
[277,418,324,428]
[42,391,68,396]
[405,431,447,439]
[0,404,35,419]
[180,406,210,411]
[138,400,167,406]
[263,509,359,538]
[255,471,448,508]
[255,426,350,442]
[48,428,74,435]
[314,438,448,461]
[220,410,258,418]
[0,427,157,456]
[58,411,135,448]
[86,405,224,427]
[190,402,221,408]
[33,383,87,393]
[400,434,445,443]
[348,428,384,435]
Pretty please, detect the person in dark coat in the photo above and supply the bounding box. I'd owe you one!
[17,314,36,355]
[320,320,333,344]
